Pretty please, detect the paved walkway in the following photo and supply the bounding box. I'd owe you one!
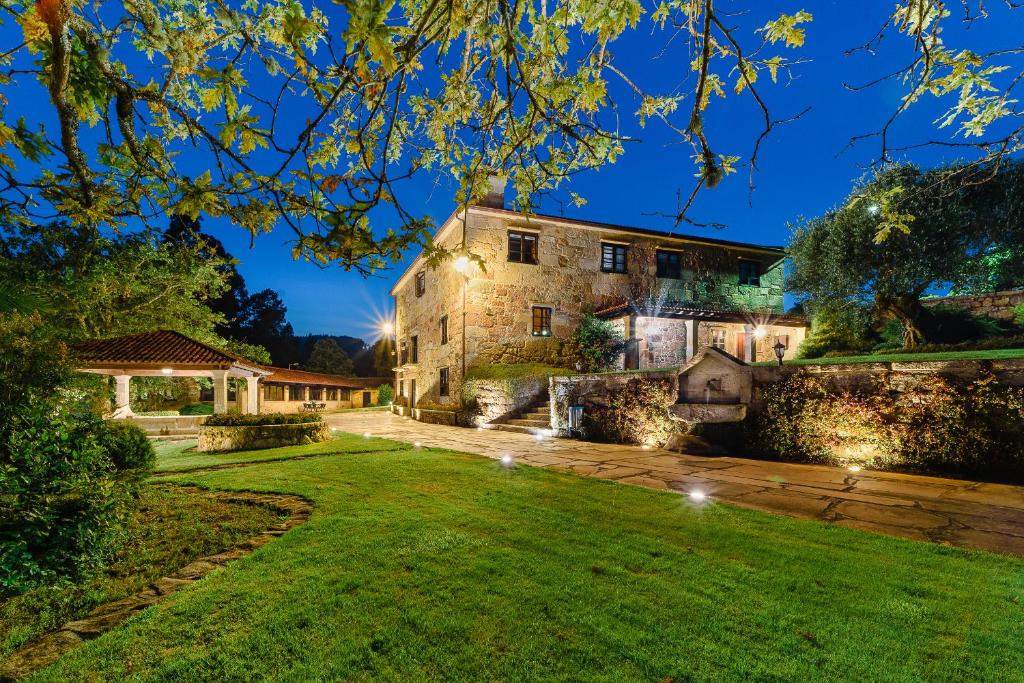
[327,411,1024,556]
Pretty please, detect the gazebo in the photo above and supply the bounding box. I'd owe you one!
[73,330,271,417]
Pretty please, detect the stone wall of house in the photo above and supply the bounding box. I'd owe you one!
[393,221,466,406]
[394,205,792,402]
[639,318,688,367]
[461,208,788,368]
[922,289,1024,322]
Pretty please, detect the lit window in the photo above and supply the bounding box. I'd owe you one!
[309,387,323,401]
[739,259,761,286]
[263,384,284,401]
[439,367,450,397]
[601,243,627,273]
[532,306,552,336]
[415,271,426,297]
[711,329,727,350]
[440,315,449,345]
[508,231,538,264]
[656,250,682,279]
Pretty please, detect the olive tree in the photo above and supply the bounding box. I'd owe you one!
[788,161,1024,348]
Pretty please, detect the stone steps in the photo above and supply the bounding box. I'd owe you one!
[485,396,552,433]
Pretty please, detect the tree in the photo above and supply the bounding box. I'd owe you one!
[788,162,1024,348]
[371,338,396,377]
[235,289,298,366]
[3,1,1021,271]
[0,221,271,362]
[304,338,355,376]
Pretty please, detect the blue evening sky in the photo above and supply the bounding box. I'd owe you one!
[6,2,1023,338]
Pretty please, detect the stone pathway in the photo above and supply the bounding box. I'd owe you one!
[327,411,1024,556]
[0,488,313,682]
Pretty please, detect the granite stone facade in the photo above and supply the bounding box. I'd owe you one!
[392,197,807,405]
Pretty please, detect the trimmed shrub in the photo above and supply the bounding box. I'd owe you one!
[376,383,393,406]
[751,373,1024,480]
[582,377,676,446]
[98,421,156,477]
[204,412,322,427]
[179,403,214,416]
[797,306,876,359]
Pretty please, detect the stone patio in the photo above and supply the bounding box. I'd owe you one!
[327,410,1024,556]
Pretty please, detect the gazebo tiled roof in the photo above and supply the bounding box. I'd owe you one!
[73,330,247,367]
[594,302,808,327]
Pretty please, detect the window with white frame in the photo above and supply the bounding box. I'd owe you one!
[711,328,727,350]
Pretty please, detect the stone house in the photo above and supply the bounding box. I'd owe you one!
[390,179,806,407]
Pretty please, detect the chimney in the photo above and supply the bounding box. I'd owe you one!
[475,174,507,209]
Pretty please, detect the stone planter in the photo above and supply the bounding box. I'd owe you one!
[414,408,459,426]
[197,422,331,452]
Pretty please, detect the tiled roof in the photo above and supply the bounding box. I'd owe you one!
[595,302,808,326]
[261,366,388,388]
[73,330,245,366]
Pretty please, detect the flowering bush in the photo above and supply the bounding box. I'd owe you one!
[582,377,677,446]
[752,373,1024,480]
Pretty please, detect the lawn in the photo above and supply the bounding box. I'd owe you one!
[26,437,1024,681]
[754,347,1024,366]
[153,433,408,472]
[1,486,284,661]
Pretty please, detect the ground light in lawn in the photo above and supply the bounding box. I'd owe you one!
[363,432,371,438]
[689,489,709,504]
[500,454,514,467]
[414,442,422,449]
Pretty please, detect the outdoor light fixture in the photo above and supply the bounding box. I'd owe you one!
[867,203,880,216]
[535,433,544,442]
[689,490,708,503]
[753,326,767,340]
[363,432,371,438]
[161,367,173,375]
[453,255,470,274]
[500,454,514,467]
[847,464,862,473]
[773,340,786,366]
[414,441,422,448]
[381,321,394,335]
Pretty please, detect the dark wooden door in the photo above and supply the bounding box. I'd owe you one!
[362,391,371,407]
[409,380,416,409]
[735,332,746,360]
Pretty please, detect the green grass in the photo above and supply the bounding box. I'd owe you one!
[754,347,1024,366]
[29,436,1024,681]
[153,433,408,472]
[1,486,283,660]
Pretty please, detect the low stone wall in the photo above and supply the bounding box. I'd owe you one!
[750,357,1024,409]
[550,370,679,437]
[126,415,207,436]
[923,289,1024,322]
[462,375,550,425]
[197,422,331,452]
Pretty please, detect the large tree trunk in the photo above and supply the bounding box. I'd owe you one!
[877,294,928,349]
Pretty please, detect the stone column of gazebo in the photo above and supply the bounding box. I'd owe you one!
[73,330,271,417]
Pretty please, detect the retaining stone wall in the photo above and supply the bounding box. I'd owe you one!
[197,422,331,452]
[923,289,1024,322]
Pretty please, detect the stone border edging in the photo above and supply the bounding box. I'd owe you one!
[0,486,313,681]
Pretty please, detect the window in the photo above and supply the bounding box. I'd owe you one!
[711,328,727,350]
[532,306,552,336]
[439,367,450,397]
[309,387,323,401]
[326,387,338,401]
[601,243,627,273]
[656,250,682,279]
[440,315,449,345]
[415,271,426,297]
[739,259,761,286]
[289,384,306,401]
[264,384,284,401]
[399,380,404,397]
[508,230,538,264]
[410,335,418,363]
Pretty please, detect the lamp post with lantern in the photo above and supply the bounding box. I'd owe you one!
[773,340,786,366]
